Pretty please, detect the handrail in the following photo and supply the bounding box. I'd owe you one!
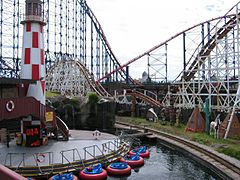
[33,153,43,174]
[83,145,103,161]
[60,148,84,164]
[102,141,122,157]
[60,150,80,172]
[34,152,53,166]
[119,131,141,147]
[4,138,130,169]
[15,154,25,171]
[7,140,131,178]
[4,153,25,167]
[56,116,69,140]
[102,140,119,153]
[83,138,128,164]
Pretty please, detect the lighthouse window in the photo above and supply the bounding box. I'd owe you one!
[33,3,38,15]
[38,4,42,16]
[27,3,32,15]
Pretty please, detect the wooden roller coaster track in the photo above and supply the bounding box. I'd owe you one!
[76,61,111,97]
[183,14,239,81]
[126,89,162,107]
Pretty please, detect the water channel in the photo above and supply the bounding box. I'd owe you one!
[0,130,221,179]
[108,140,219,180]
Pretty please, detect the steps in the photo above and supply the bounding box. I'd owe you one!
[56,116,69,141]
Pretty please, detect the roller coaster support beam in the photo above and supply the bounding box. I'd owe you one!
[224,84,240,139]
[203,98,210,133]
[126,66,129,84]
[96,16,231,83]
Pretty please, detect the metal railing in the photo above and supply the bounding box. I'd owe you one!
[4,151,55,173]
[60,148,82,163]
[60,148,84,171]
[2,137,130,168]
[20,13,48,23]
[83,144,104,161]
[102,138,121,153]
[101,140,125,158]
[118,130,141,147]
[56,116,69,140]
[4,153,26,167]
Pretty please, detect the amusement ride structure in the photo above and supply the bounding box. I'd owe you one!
[1,1,240,179]
[1,0,240,139]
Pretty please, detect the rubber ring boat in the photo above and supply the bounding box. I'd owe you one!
[129,146,150,158]
[120,154,144,167]
[79,164,107,180]
[106,162,131,176]
[49,173,78,180]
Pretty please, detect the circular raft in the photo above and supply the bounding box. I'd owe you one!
[120,154,144,168]
[79,164,107,180]
[106,162,131,176]
[129,146,150,158]
[49,173,78,180]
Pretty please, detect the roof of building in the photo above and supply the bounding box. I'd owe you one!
[0,78,36,85]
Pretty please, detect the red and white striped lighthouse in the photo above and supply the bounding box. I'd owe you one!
[21,0,46,105]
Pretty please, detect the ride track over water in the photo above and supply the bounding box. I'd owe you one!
[5,139,131,179]
[115,121,240,180]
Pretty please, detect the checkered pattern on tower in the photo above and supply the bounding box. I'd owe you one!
[21,21,45,105]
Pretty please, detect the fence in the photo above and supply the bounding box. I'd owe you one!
[3,137,130,169]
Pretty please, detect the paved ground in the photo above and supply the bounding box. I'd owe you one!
[0,130,117,167]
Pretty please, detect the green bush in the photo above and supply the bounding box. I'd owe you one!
[63,98,80,109]
[87,92,100,105]
[46,91,60,97]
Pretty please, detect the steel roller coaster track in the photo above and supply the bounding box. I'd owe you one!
[0,0,131,82]
[107,2,240,111]
[2,0,240,112]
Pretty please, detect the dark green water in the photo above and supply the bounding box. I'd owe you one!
[108,142,219,180]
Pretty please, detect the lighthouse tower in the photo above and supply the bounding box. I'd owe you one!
[21,0,46,105]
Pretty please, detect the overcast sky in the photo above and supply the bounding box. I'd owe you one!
[87,0,240,79]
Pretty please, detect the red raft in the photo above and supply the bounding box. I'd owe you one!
[49,173,78,180]
[79,164,107,180]
[128,146,150,158]
[106,162,131,176]
[120,154,144,168]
